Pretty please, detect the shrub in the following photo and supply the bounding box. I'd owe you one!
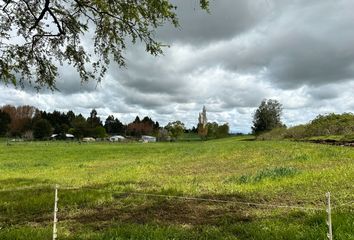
[257,113,354,140]
[284,125,308,139]
[306,113,354,136]
[256,127,287,140]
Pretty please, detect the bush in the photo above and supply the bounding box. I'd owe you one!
[205,122,229,139]
[257,113,354,140]
[256,127,287,140]
[306,113,354,136]
[284,125,308,139]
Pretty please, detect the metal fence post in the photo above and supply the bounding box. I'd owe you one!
[53,185,59,240]
[326,192,333,240]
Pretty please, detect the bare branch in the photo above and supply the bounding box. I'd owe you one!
[47,8,65,35]
[29,0,50,32]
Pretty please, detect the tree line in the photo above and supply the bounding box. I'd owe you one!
[0,105,160,140]
[0,105,229,141]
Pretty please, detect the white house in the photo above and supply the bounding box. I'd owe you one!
[109,135,125,142]
[141,135,156,143]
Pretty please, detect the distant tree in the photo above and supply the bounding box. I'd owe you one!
[206,122,229,139]
[1,105,37,136]
[66,110,76,126]
[154,121,160,130]
[127,116,157,137]
[141,116,155,135]
[87,109,102,128]
[165,121,185,140]
[216,123,229,138]
[206,122,219,139]
[133,116,141,124]
[198,106,208,140]
[104,115,125,135]
[252,99,284,135]
[71,114,89,139]
[0,110,11,136]
[93,126,107,138]
[33,119,52,140]
[157,128,170,142]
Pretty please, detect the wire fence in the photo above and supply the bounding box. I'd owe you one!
[49,185,353,239]
[1,185,353,239]
[56,186,353,210]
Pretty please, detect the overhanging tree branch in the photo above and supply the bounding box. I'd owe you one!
[0,0,209,90]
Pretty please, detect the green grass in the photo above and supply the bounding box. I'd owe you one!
[0,137,353,239]
[227,166,300,184]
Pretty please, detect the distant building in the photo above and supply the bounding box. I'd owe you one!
[109,135,125,142]
[82,137,95,142]
[65,134,75,139]
[50,133,75,140]
[141,135,156,143]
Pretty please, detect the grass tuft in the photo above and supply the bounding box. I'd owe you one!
[227,167,300,184]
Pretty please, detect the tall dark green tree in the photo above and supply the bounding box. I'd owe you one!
[87,109,102,128]
[33,119,53,140]
[0,110,11,136]
[0,0,209,90]
[70,114,89,139]
[252,99,284,135]
[67,110,76,126]
[104,115,125,135]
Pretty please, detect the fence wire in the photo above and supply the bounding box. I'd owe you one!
[1,185,352,211]
[56,186,328,211]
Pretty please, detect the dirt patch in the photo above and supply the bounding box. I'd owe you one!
[63,198,253,227]
[305,139,354,147]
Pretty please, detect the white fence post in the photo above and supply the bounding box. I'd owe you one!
[326,192,333,240]
[53,185,59,240]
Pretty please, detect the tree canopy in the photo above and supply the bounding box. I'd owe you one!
[252,99,284,135]
[0,0,209,90]
[0,110,11,136]
[165,120,185,140]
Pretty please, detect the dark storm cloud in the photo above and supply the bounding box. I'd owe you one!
[307,85,341,101]
[226,0,354,89]
[118,75,183,94]
[1,0,353,133]
[157,0,354,90]
[55,66,97,94]
[157,0,269,44]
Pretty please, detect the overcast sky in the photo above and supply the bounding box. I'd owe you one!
[1,0,354,133]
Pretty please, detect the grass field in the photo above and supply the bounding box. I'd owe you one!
[0,137,353,239]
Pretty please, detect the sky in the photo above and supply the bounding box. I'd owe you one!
[1,0,354,133]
